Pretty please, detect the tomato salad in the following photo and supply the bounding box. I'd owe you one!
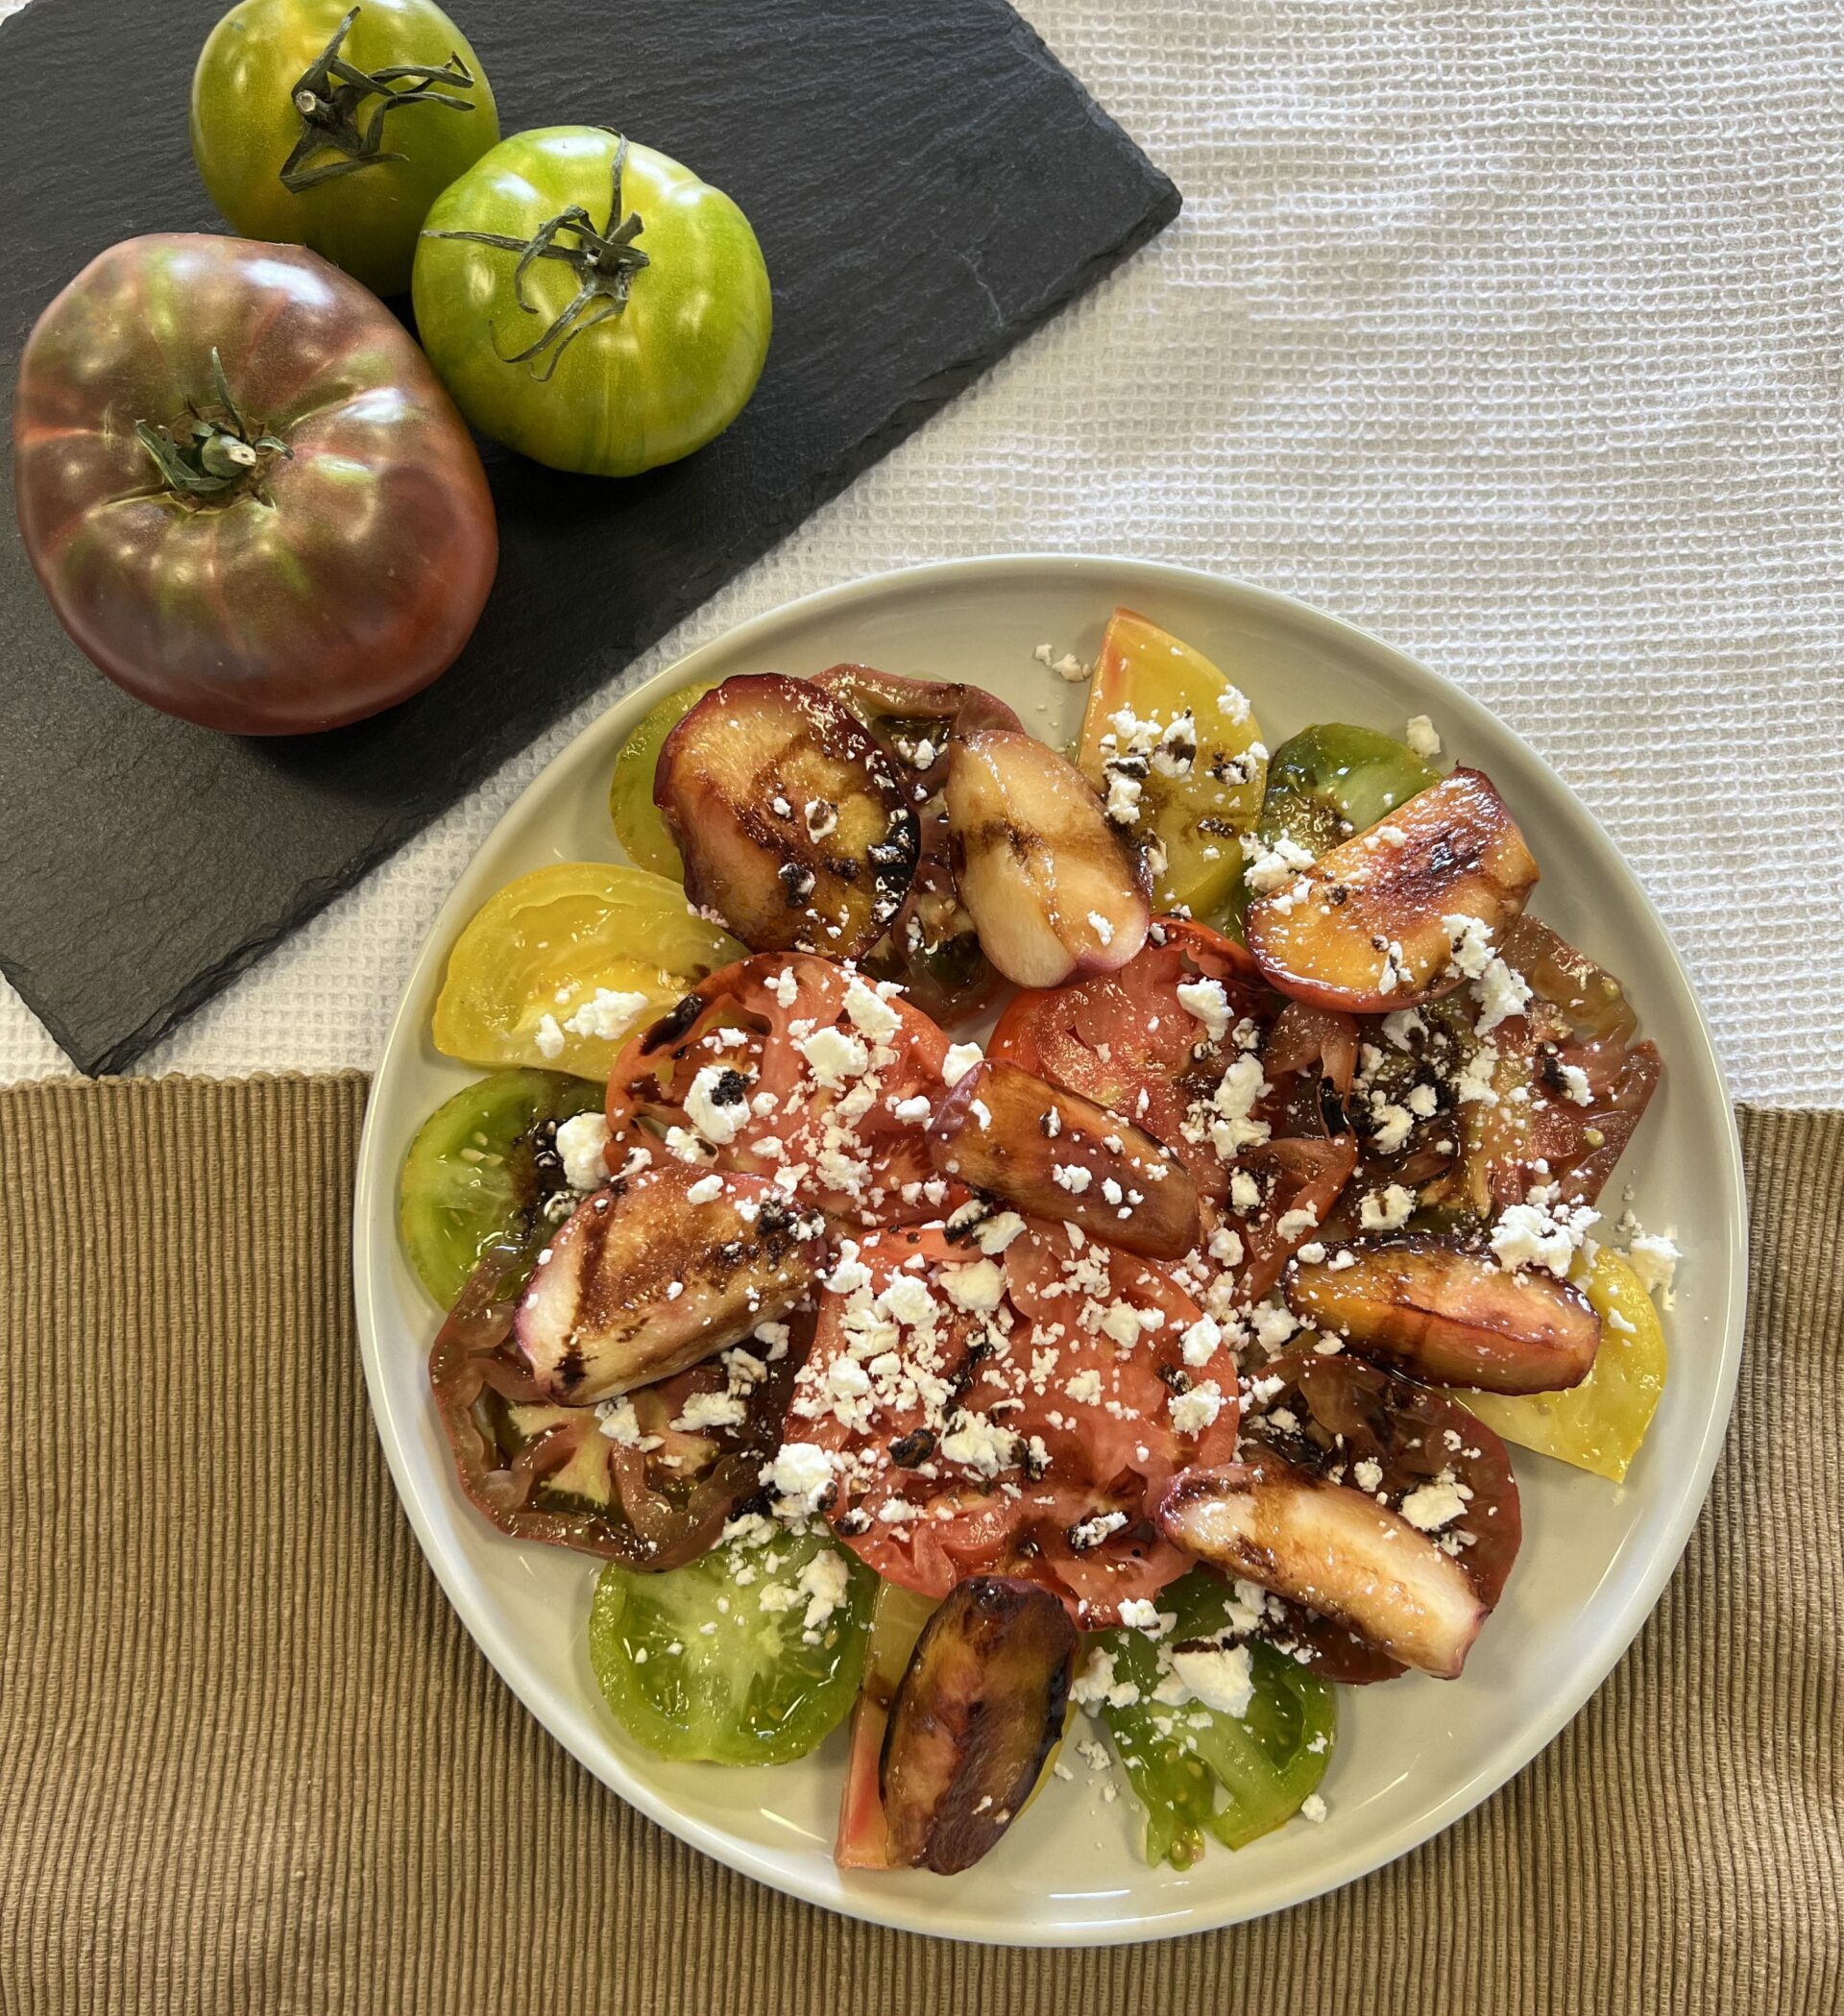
[400,608,1678,1877]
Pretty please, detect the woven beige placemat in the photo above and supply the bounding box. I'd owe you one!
[0,1076,1837,2015]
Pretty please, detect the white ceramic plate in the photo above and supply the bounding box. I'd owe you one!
[353,557,1745,1946]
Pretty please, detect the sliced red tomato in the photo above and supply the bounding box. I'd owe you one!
[1242,1346,1522,1683]
[1425,916,1662,1218]
[990,917,1271,1202]
[1229,1135,1360,1303]
[428,1243,801,1569]
[789,1220,1241,1625]
[605,953,954,1227]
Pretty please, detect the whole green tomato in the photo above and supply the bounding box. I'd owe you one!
[413,127,772,476]
[191,0,499,297]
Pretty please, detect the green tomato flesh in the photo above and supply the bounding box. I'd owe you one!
[1098,1571,1336,1868]
[398,1067,602,1307]
[608,680,721,878]
[1258,723,1444,859]
[191,0,499,297]
[589,1533,874,1766]
[413,127,772,476]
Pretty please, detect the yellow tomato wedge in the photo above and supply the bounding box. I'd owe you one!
[1076,608,1267,917]
[1460,1250,1667,1483]
[432,862,744,1080]
[607,680,720,878]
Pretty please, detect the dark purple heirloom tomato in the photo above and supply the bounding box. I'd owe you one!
[12,232,497,734]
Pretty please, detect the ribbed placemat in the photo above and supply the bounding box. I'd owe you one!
[1,1076,1837,2015]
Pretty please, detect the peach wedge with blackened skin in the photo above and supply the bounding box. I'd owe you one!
[880,1576,1077,1875]
[514,1162,823,1405]
[946,729,1150,987]
[1245,766,1538,1012]
[1158,1462,1489,1680]
[654,674,919,959]
[1285,1237,1602,1394]
[926,1057,1201,1259]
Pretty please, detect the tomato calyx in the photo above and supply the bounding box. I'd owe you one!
[133,348,293,507]
[422,130,652,378]
[280,4,481,195]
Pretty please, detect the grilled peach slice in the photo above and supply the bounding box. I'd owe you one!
[812,663,1022,804]
[1159,1463,1487,1680]
[514,1162,823,1404]
[946,730,1150,987]
[654,674,919,959]
[1245,767,1538,1012]
[926,1057,1201,1259]
[1286,1236,1601,1393]
[880,1576,1076,1874]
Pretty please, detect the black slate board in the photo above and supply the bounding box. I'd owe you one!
[0,0,1176,1074]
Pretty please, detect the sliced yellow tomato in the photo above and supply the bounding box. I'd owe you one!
[432,862,744,1080]
[607,679,721,879]
[1077,608,1267,917]
[1460,1250,1667,1483]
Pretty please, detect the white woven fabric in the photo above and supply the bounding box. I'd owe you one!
[3,0,1840,1100]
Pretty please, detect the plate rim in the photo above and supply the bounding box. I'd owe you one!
[352,553,1747,1946]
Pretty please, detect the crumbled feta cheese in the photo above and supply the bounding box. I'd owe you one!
[533,1013,565,1060]
[595,1397,661,1449]
[554,1110,611,1191]
[1399,1479,1468,1532]
[1381,1008,1424,1051]
[1491,1186,1599,1276]
[842,976,901,1043]
[795,1545,850,1632]
[803,798,838,842]
[1169,1381,1225,1435]
[1178,1313,1223,1368]
[686,1063,749,1144]
[941,1041,983,1086]
[562,986,651,1040]
[892,1094,933,1124]
[940,1259,1007,1312]
[1352,1457,1384,1494]
[765,1443,835,1514]
[938,1412,1017,1478]
[1360,1184,1416,1233]
[1299,1791,1328,1824]
[1170,1641,1253,1717]
[974,1211,1027,1255]
[800,1025,869,1088]
[1052,1163,1093,1195]
[1086,910,1116,948]
[1250,1301,1298,1350]
[1625,1228,1682,1307]
[1176,977,1231,1044]
[673,1390,747,1433]
[1242,832,1316,894]
[1105,773,1143,823]
[685,1172,725,1205]
[1558,1062,1594,1105]
[1274,1202,1319,1243]
[1404,715,1441,759]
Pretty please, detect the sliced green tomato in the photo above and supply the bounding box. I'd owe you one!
[864,1579,942,1700]
[1098,1570,1336,1869]
[589,1531,875,1766]
[1077,607,1268,917]
[432,861,744,1079]
[1459,1249,1667,1482]
[608,680,721,879]
[1257,723,1444,860]
[399,1069,602,1306]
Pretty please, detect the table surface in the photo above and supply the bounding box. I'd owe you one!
[5,0,1838,1105]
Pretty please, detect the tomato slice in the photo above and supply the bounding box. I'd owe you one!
[432,862,744,1079]
[588,1528,874,1765]
[1096,1569,1337,1867]
[789,1220,1243,1625]
[398,1068,603,1307]
[607,679,721,879]
[605,953,955,1227]
[990,917,1270,1203]
[1459,1249,1667,1482]
[1241,1347,1523,1683]
[427,1246,801,1569]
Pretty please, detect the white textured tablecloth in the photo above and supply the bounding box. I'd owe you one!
[4,0,1839,1101]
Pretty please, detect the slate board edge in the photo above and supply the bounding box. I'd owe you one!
[0,0,1179,1076]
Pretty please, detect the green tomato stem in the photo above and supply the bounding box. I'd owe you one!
[422,131,651,381]
[135,349,292,506]
[279,4,480,195]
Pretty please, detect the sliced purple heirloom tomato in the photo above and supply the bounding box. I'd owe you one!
[428,1241,805,1570]
[1159,1348,1522,1683]
[877,1577,1076,1874]
[514,1161,825,1405]
[1245,768,1539,1012]
[653,674,919,959]
[813,664,1022,1024]
[1285,1236,1602,1394]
